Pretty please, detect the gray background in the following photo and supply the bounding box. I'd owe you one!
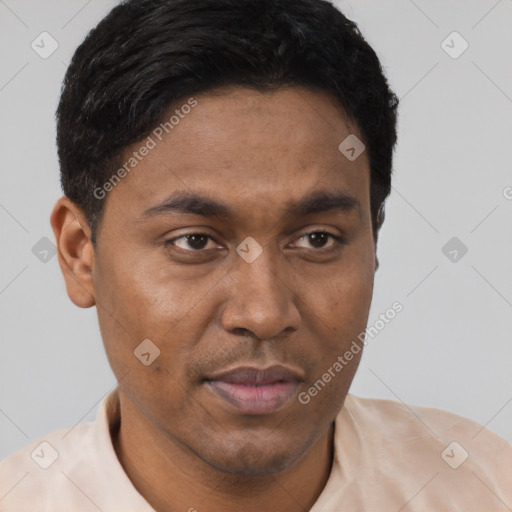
[1,0,511,460]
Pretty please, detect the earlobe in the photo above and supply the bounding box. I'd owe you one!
[50,197,96,308]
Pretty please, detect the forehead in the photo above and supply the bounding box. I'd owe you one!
[104,85,370,225]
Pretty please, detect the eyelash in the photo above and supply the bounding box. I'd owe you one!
[165,230,345,253]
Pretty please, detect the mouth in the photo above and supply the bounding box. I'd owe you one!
[204,365,302,415]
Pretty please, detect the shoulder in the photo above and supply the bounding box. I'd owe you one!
[0,389,151,512]
[0,422,98,511]
[344,393,510,451]
[337,394,512,510]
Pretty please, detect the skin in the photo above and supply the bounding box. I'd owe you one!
[51,85,378,512]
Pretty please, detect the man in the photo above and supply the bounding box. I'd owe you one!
[1,0,510,510]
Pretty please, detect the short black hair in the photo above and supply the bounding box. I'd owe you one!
[56,0,398,245]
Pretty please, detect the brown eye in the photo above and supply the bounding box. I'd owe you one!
[293,231,343,250]
[166,233,217,251]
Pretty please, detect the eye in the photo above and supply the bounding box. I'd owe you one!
[166,233,220,251]
[165,229,345,254]
[291,230,344,250]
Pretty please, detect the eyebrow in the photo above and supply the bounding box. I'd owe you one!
[142,189,361,220]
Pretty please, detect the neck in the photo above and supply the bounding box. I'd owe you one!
[112,395,335,512]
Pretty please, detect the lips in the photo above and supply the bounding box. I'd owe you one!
[205,365,302,415]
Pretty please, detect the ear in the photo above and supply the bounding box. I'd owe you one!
[374,204,386,272]
[50,197,96,308]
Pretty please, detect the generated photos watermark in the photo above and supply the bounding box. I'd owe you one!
[298,301,403,405]
[93,97,198,200]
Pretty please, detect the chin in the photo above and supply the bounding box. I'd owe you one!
[198,438,304,476]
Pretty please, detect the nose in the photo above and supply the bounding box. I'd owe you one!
[220,249,301,341]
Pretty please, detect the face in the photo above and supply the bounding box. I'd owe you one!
[70,86,376,475]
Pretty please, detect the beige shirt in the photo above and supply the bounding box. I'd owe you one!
[1,389,510,511]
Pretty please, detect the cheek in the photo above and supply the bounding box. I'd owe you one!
[306,257,374,329]
[298,272,371,415]
[93,251,199,337]
[93,253,211,399]
[300,258,374,391]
